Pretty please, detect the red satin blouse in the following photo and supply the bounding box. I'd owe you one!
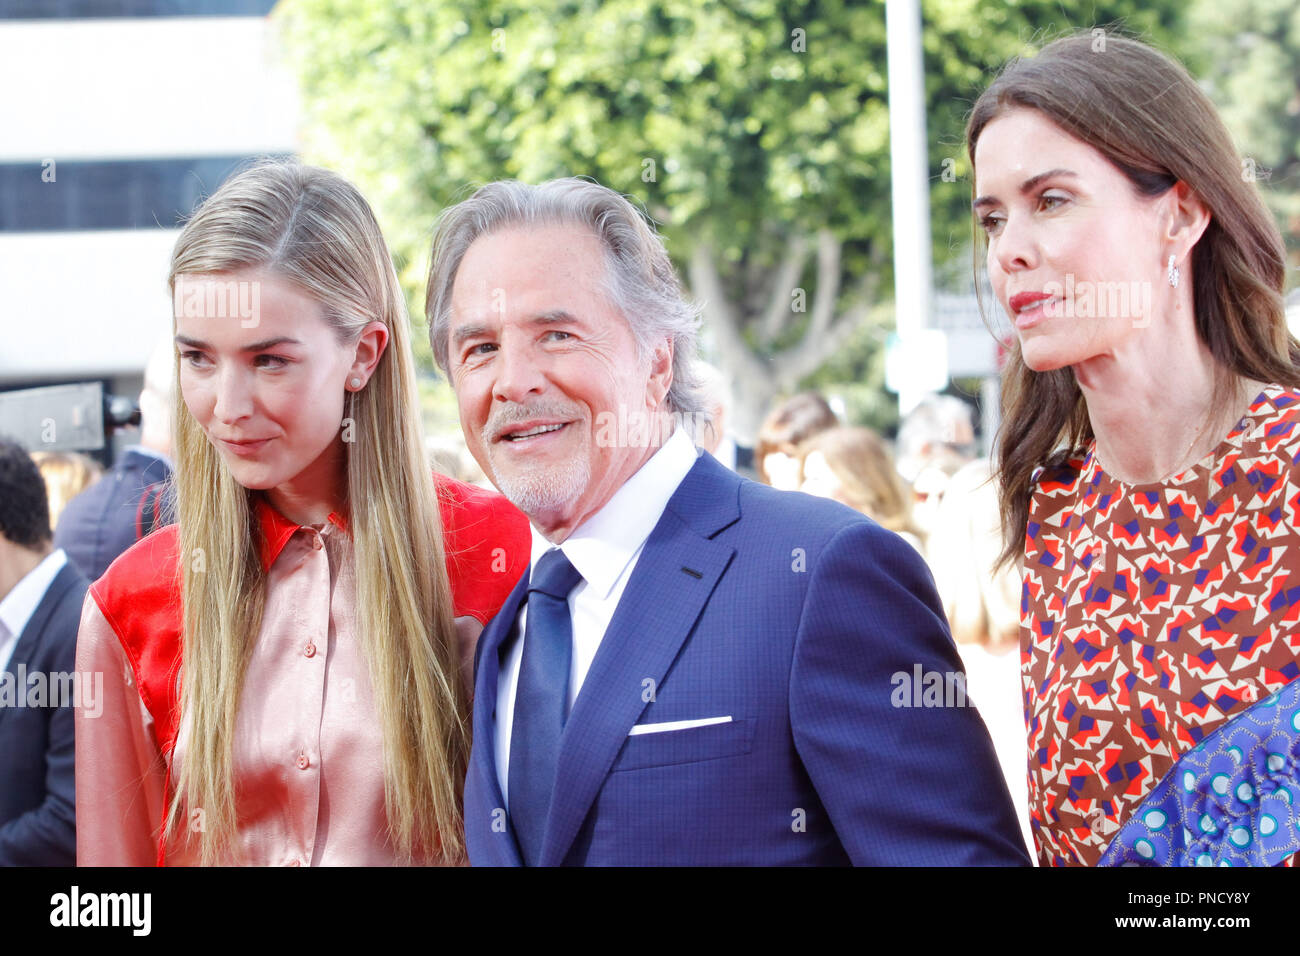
[74,474,528,866]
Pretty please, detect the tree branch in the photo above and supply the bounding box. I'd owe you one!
[804,228,842,345]
[688,242,768,384]
[758,233,809,346]
[776,250,882,386]
[781,304,870,385]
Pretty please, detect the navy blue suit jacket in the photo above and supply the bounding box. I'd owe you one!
[0,561,88,865]
[465,452,1030,865]
[55,448,171,582]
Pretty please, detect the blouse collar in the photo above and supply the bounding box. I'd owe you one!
[253,495,350,572]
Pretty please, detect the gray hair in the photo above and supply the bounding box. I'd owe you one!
[898,395,977,456]
[425,178,706,419]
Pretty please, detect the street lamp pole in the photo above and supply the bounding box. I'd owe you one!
[886,0,935,417]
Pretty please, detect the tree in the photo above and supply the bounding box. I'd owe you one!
[278,0,1190,437]
[1189,0,1300,273]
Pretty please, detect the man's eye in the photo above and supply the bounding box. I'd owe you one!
[546,330,572,342]
[468,343,497,356]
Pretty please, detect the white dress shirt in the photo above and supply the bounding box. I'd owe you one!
[495,427,699,805]
[0,548,68,672]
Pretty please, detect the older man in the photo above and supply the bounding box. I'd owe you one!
[427,178,1029,866]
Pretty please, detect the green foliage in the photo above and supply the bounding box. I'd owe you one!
[280,0,897,305]
[1189,0,1300,274]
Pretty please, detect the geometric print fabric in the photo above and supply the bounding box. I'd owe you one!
[1023,384,1300,865]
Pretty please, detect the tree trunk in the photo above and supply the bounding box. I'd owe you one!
[686,236,877,442]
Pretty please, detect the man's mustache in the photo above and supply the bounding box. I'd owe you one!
[484,401,584,442]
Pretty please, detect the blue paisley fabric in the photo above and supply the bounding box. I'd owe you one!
[1098,678,1300,866]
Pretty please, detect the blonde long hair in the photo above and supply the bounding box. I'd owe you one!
[797,426,920,539]
[165,161,466,863]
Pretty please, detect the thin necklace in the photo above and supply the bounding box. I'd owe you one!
[1092,402,1223,486]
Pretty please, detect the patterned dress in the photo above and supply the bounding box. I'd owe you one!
[1022,384,1300,866]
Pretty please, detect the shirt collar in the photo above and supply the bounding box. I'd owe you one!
[0,548,68,649]
[126,444,174,469]
[529,427,699,600]
[254,495,350,572]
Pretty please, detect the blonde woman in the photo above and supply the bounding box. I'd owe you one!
[796,426,924,552]
[74,162,530,866]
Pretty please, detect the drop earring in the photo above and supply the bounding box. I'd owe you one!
[1167,255,1180,289]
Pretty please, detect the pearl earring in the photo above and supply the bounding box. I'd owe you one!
[350,377,362,389]
[1167,255,1180,289]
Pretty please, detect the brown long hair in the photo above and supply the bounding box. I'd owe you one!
[965,31,1299,568]
[755,392,839,485]
[167,161,467,863]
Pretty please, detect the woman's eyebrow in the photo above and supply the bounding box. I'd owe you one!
[175,335,302,352]
[973,168,1079,210]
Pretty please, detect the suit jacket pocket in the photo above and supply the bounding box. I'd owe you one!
[610,717,754,773]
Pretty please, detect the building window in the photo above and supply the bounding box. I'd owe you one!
[0,155,292,232]
[0,1,277,19]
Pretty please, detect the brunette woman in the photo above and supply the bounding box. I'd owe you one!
[970,33,1300,866]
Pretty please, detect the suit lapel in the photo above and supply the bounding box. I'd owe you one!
[538,454,741,865]
[468,571,527,865]
[0,564,78,732]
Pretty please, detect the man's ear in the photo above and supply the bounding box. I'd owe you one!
[349,321,390,387]
[1163,181,1211,265]
[647,337,674,407]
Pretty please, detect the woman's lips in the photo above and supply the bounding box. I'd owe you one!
[1008,292,1056,330]
[219,437,273,457]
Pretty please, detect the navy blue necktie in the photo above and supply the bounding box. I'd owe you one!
[508,548,583,866]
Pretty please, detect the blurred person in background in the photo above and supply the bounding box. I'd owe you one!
[926,458,1031,855]
[426,435,488,488]
[0,438,88,866]
[691,361,755,477]
[54,337,175,581]
[894,394,977,539]
[755,391,838,489]
[972,32,1300,866]
[30,451,102,533]
[75,161,529,866]
[796,426,924,553]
